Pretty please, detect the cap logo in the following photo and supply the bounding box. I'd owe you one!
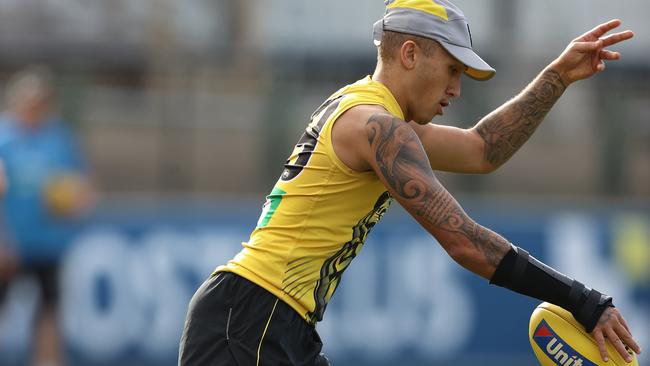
[387,0,449,21]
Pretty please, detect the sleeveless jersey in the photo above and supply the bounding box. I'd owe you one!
[216,76,404,324]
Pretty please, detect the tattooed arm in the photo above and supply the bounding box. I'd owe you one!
[364,113,510,279]
[473,20,633,169]
[331,105,641,361]
[360,113,643,361]
[413,20,633,173]
[471,68,566,169]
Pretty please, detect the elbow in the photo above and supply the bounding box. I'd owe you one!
[467,128,498,174]
[444,240,475,268]
[475,159,498,174]
[476,138,499,174]
[444,241,493,279]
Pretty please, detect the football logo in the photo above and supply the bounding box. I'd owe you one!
[532,320,597,366]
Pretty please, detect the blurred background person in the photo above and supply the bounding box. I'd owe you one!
[0,65,95,366]
[0,157,18,315]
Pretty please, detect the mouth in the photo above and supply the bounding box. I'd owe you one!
[437,100,449,115]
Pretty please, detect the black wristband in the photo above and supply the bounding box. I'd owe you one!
[490,246,614,332]
[572,285,614,333]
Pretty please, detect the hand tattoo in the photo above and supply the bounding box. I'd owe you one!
[476,69,566,168]
[366,114,510,269]
[598,308,614,326]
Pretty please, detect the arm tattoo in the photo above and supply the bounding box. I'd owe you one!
[476,68,567,167]
[366,114,510,269]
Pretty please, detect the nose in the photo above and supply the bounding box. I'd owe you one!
[447,75,461,98]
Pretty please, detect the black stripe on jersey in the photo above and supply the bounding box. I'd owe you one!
[293,281,316,301]
[282,257,314,292]
[281,96,343,182]
[284,260,312,278]
[283,266,314,293]
[308,192,392,324]
[290,279,315,301]
[287,278,312,297]
[286,256,313,270]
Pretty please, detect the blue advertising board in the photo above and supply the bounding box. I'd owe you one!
[0,200,648,366]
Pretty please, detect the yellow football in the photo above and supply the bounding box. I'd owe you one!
[529,302,637,366]
[43,173,82,217]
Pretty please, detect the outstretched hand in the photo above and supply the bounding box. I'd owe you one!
[549,19,634,86]
[591,307,642,363]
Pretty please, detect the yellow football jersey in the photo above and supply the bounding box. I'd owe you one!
[216,76,404,324]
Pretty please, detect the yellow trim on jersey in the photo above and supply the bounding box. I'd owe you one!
[217,76,403,324]
[387,0,448,21]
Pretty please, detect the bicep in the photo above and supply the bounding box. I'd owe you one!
[409,122,491,174]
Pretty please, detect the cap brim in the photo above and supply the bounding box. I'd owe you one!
[438,41,495,81]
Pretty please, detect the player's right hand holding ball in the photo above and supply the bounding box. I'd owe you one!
[592,307,642,363]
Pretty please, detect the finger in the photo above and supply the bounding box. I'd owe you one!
[577,19,622,41]
[600,50,621,60]
[571,40,603,53]
[593,329,610,362]
[615,321,643,355]
[600,30,635,47]
[592,49,605,72]
[607,327,634,363]
[618,313,631,333]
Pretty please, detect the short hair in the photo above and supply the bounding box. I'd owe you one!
[378,30,439,64]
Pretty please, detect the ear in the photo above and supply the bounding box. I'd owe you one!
[399,40,417,70]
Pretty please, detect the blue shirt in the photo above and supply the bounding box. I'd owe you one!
[0,113,87,264]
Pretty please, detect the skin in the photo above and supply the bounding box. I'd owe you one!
[331,19,640,362]
[11,91,53,129]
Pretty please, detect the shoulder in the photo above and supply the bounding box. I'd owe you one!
[333,104,394,145]
[335,104,392,130]
[331,104,402,171]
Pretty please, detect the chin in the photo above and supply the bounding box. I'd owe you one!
[413,114,436,124]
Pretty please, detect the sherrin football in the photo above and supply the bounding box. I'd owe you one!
[529,302,637,366]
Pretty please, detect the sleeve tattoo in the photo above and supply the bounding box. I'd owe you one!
[366,114,511,269]
[476,69,567,167]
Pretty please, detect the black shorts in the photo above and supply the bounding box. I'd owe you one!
[179,272,330,366]
[0,263,59,307]
[26,263,60,307]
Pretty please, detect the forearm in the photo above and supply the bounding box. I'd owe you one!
[399,164,612,332]
[473,67,567,169]
[423,205,512,279]
[491,246,613,332]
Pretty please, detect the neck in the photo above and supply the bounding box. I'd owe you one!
[372,63,411,121]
